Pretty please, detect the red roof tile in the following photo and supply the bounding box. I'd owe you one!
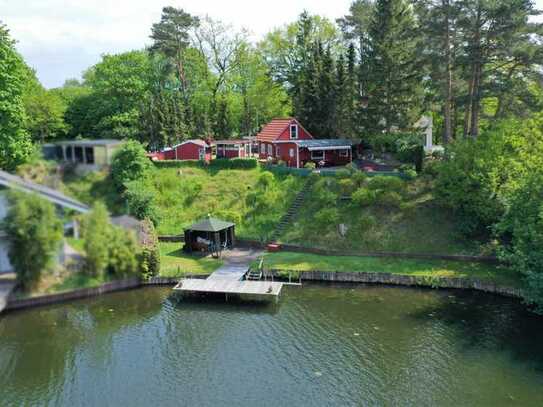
[256,118,294,142]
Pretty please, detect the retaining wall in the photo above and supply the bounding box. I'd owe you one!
[5,278,141,311]
[269,269,522,298]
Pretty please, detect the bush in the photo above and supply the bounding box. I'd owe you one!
[153,158,257,170]
[367,176,406,194]
[352,187,377,207]
[139,219,160,279]
[376,191,403,208]
[107,227,139,276]
[334,169,351,179]
[351,171,367,188]
[4,192,63,289]
[339,178,356,196]
[304,161,316,169]
[111,140,152,189]
[82,202,111,277]
[314,208,339,229]
[124,180,160,225]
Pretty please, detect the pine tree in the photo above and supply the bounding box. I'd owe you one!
[361,0,424,133]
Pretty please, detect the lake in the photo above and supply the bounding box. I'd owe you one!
[1,284,543,406]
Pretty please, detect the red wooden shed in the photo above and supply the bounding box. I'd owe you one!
[148,139,212,161]
[256,118,356,168]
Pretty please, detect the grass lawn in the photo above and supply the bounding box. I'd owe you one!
[258,251,521,288]
[159,242,223,277]
[280,176,494,256]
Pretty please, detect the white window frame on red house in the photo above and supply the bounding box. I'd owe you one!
[311,150,324,160]
[290,124,298,139]
[260,143,266,154]
[339,149,349,158]
[289,148,294,158]
[267,144,273,156]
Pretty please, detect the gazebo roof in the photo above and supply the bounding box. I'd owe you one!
[186,217,234,232]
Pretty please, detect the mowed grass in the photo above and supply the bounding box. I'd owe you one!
[280,176,492,256]
[258,251,521,288]
[159,242,223,277]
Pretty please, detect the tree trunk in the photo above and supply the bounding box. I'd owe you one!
[468,6,482,138]
[442,0,453,144]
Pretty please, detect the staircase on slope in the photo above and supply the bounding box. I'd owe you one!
[269,178,313,243]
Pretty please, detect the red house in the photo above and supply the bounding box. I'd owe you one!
[148,139,212,161]
[256,118,355,168]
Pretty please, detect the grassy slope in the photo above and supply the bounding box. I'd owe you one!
[259,251,520,288]
[280,177,492,256]
[159,242,223,277]
[63,166,304,240]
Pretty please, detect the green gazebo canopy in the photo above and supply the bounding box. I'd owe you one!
[186,217,235,233]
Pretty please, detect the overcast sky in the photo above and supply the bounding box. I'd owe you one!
[2,0,542,88]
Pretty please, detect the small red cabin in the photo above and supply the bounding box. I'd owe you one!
[256,118,355,168]
[148,139,212,161]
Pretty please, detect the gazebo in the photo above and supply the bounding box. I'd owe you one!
[183,216,235,255]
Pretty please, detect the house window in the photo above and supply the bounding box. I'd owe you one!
[290,124,298,139]
[267,144,273,156]
[85,147,95,164]
[289,148,294,158]
[276,146,281,157]
[261,143,266,154]
[311,150,324,160]
[339,149,349,158]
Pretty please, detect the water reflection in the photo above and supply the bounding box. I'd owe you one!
[1,285,542,407]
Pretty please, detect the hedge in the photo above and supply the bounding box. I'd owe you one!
[153,158,258,170]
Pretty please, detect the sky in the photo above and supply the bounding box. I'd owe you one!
[1,0,353,88]
[2,0,543,89]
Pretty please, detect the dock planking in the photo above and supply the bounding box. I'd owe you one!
[174,278,284,298]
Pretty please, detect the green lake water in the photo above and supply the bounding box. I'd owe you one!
[1,284,543,406]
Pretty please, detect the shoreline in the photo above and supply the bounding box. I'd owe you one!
[3,270,522,313]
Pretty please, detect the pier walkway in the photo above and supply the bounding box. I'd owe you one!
[174,248,285,301]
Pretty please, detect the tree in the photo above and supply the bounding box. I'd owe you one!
[110,140,152,190]
[193,17,247,136]
[22,68,68,143]
[0,24,33,170]
[361,0,425,133]
[4,192,63,289]
[82,50,151,139]
[150,7,199,135]
[456,0,541,138]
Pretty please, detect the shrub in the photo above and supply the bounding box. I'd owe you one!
[304,161,316,170]
[345,162,359,174]
[153,158,257,170]
[111,140,152,189]
[124,180,160,225]
[339,178,356,196]
[352,187,377,207]
[257,171,275,189]
[4,192,63,289]
[367,176,406,194]
[351,171,367,188]
[334,169,351,179]
[314,207,339,229]
[376,191,403,208]
[107,227,139,277]
[82,202,111,277]
[139,219,160,279]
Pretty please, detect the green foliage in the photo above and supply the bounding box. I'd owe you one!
[82,202,111,277]
[0,24,33,170]
[139,219,160,278]
[124,180,160,225]
[153,158,257,170]
[111,140,152,189]
[304,161,316,169]
[3,192,63,289]
[352,187,377,207]
[22,69,68,142]
[82,202,140,278]
[107,227,139,277]
[367,176,406,195]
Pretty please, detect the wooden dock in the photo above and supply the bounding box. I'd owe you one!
[173,278,284,300]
